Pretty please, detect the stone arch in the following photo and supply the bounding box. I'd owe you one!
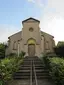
[27,38,36,45]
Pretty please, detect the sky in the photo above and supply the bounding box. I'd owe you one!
[0,0,64,44]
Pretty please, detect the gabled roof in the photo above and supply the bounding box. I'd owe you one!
[8,31,22,39]
[22,17,40,23]
[41,31,54,38]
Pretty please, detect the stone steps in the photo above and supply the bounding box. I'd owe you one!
[13,56,52,80]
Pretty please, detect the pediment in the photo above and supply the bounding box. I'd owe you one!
[22,17,40,23]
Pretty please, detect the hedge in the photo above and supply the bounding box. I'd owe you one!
[0,55,24,85]
[43,56,64,85]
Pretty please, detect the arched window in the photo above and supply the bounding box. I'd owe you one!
[13,41,17,50]
[46,41,49,50]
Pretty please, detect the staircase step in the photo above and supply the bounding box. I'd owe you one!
[36,70,49,73]
[16,70,30,72]
[13,56,52,81]
[37,76,51,79]
[19,67,30,70]
[35,67,46,69]
[20,64,31,67]
[14,76,30,79]
[35,64,45,66]
[14,72,30,76]
[36,72,49,74]
[36,73,50,76]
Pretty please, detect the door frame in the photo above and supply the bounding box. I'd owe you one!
[28,44,35,57]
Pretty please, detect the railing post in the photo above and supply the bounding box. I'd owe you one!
[30,60,32,85]
[33,60,38,85]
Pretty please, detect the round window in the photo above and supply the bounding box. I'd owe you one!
[29,27,33,32]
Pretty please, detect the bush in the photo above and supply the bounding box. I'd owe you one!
[43,56,64,85]
[45,52,57,57]
[49,57,64,85]
[19,51,25,58]
[43,55,51,70]
[9,53,17,57]
[0,54,24,84]
[0,80,5,85]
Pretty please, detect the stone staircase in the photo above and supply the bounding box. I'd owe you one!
[13,56,55,85]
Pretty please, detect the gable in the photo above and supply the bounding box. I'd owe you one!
[22,17,40,24]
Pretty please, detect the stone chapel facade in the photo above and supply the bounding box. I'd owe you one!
[6,17,55,57]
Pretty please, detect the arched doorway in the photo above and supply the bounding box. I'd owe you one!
[27,39,36,57]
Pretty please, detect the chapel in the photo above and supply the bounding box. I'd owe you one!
[6,17,55,56]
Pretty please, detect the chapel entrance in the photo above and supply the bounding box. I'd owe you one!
[27,38,36,57]
[28,44,35,57]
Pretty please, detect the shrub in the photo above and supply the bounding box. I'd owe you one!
[9,53,17,57]
[43,55,51,70]
[0,80,5,85]
[49,57,64,85]
[19,51,25,58]
[0,55,24,84]
[43,56,64,85]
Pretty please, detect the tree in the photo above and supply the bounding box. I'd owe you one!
[0,43,6,58]
[54,41,64,57]
[57,41,64,47]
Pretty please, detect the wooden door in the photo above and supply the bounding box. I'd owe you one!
[28,44,35,57]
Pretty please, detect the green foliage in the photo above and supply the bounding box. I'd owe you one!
[49,57,64,85]
[43,56,51,70]
[0,80,5,85]
[43,56,64,85]
[0,43,6,58]
[54,41,64,57]
[57,41,64,47]
[19,51,25,58]
[9,53,17,57]
[0,54,24,84]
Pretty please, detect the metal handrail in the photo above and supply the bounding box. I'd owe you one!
[33,60,38,85]
[30,60,32,85]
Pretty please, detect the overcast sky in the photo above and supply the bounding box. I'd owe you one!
[0,0,64,44]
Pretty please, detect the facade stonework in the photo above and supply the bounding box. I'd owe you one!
[6,18,55,57]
